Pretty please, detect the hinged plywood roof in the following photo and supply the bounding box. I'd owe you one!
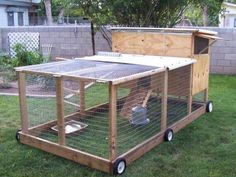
[110,27,218,36]
[80,52,196,70]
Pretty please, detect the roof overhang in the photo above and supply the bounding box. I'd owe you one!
[110,27,217,36]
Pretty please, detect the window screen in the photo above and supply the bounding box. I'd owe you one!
[7,12,14,26]
[18,12,24,26]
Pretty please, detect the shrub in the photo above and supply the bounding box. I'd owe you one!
[13,43,45,67]
[0,52,16,84]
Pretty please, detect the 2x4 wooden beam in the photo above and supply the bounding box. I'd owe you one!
[161,70,168,131]
[55,76,65,146]
[17,71,29,133]
[109,82,117,161]
[119,105,206,165]
[19,133,111,173]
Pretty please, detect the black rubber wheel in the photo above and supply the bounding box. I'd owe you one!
[113,158,126,175]
[206,101,213,113]
[164,129,174,142]
[15,130,21,142]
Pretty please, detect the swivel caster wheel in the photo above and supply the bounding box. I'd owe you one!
[113,158,126,175]
[206,101,213,113]
[164,128,174,142]
[15,129,21,142]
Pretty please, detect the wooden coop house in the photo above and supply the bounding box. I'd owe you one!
[15,28,219,175]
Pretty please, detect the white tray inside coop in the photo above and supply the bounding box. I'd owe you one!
[51,120,88,134]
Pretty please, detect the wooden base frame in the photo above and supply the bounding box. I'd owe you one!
[18,103,206,175]
[17,63,209,175]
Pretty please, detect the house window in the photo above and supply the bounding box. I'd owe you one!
[18,12,24,26]
[234,18,236,27]
[7,12,14,26]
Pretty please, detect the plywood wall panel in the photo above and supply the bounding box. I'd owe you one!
[192,54,209,95]
[112,32,192,58]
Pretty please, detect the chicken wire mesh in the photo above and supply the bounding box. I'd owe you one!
[25,73,57,143]
[18,59,158,81]
[23,63,204,160]
[25,73,128,158]
[116,72,164,156]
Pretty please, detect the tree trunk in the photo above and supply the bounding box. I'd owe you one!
[44,0,53,25]
[58,8,64,24]
[202,6,209,26]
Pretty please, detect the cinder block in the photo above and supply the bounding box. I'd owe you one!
[217,47,236,54]
[217,60,231,66]
[223,66,236,74]
[210,53,225,60]
[210,66,224,73]
[210,60,218,66]
[230,60,236,66]
[225,54,236,60]
[225,41,236,47]
[212,40,226,47]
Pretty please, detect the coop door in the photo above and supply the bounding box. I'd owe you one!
[192,54,209,95]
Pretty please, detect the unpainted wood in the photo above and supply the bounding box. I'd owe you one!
[109,83,117,161]
[170,105,206,133]
[28,96,128,134]
[112,32,192,58]
[204,88,209,102]
[55,57,71,61]
[187,64,193,114]
[56,76,65,145]
[111,27,218,35]
[161,70,168,131]
[112,68,165,85]
[142,90,153,107]
[19,133,111,173]
[168,66,191,96]
[79,80,85,114]
[18,72,29,133]
[120,105,206,165]
[192,54,209,95]
[120,88,149,119]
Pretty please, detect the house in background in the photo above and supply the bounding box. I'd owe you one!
[219,2,236,28]
[0,0,41,26]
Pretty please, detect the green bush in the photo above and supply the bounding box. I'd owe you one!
[13,43,44,67]
[0,52,13,70]
[0,52,16,82]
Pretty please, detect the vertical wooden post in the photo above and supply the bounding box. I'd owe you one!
[18,71,29,133]
[109,82,117,161]
[161,70,168,131]
[188,65,193,114]
[79,80,85,114]
[55,76,65,146]
[204,88,208,102]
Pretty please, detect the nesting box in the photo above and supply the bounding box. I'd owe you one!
[15,28,218,175]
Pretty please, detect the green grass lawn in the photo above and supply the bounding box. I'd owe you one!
[1,74,236,177]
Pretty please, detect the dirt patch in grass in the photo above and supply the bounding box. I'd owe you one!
[0,81,55,96]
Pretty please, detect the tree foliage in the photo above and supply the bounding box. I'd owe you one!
[71,0,194,27]
[186,0,224,26]
[40,0,224,27]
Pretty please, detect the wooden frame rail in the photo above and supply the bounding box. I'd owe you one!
[17,71,29,133]
[117,105,206,165]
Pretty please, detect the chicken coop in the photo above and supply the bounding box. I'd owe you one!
[15,28,219,175]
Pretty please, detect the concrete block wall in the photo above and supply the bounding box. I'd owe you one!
[0,26,111,60]
[0,28,2,51]
[183,27,236,74]
[0,26,236,74]
[206,27,236,74]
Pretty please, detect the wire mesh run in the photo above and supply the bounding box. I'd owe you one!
[116,73,164,156]
[18,59,158,81]
[23,64,205,161]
